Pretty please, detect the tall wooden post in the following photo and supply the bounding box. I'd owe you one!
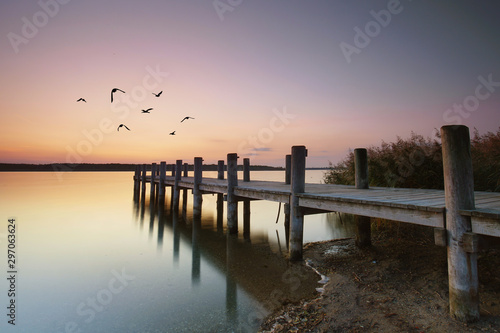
[182,163,188,218]
[243,199,251,239]
[141,164,147,195]
[193,157,203,219]
[159,161,166,203]
[173,160,182,212]
[289,146,306,261]
[149,163,157,201]
[441,125,479,322]
[217,160,225,231]
[227,153,238,234]
[243,158,250,182]
[133,165,140,201]
[354,148,371,247]
[285,154,291,185]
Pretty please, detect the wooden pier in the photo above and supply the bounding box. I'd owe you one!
[132,125,500,322]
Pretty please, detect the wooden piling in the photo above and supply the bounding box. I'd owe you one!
[441,125,479,322]
[141,164,147,194]
[354,148,371,247]
[218,160,225,180]
[243,199,250,239]
[285,154,291,185]
[193,157,203,219]
[227,153,238,234]
[159,161,166,201]
[173,160,182,212]
[149,163,157,202]
[217,160,225,231]
[133,165,140,201]
[243,158,250,182]
[289,146,306,261]
[182,163,188,218]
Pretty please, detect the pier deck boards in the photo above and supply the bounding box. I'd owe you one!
[145,174,500,235]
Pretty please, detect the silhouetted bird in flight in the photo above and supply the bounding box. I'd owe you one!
[111,88,125,102]
[117,124,130,131]
[76,98,86,103]
[141,108,153,113]
[180,116,194,122]
[152,91,162,97]
[169,131,176,135]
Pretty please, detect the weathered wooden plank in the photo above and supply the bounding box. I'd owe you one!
[234,187,289,203]
[298,195,444,227]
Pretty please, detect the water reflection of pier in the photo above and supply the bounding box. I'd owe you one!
[134,191,321,328]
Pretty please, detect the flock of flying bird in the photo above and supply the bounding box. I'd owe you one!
[77,88,194,135]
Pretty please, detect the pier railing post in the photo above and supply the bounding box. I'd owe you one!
[182,163,188,218]
[289,146,306,261]
[159,161,166,202]
[243,158,250,182]
[285,154,291,185]
[441,125,479,322]
[217,160,225,231]
[173,160,182,212]
[227,153,238,234]
[141,164,147,195]
[354,148,371,247]
[149,163,157,202]
[133,165,140,201]
[193,157,203,219]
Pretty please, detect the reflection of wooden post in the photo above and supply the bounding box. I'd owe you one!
[217,160,224,231]
[227,153,238,234]
[173,160,182,212]
[289,146,306,261]
[285,154,291,185]
[441,125,478,322]
[243,158,250,182]
[354,148,371,247]
[149,163,157,201]
[193,157,203,219]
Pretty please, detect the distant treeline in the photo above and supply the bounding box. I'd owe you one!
[0,163,284,172]
[324,128,500,192]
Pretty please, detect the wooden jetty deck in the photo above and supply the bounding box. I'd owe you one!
[132,125,500,322]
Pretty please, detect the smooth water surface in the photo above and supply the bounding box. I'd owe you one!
[0,170,355,332]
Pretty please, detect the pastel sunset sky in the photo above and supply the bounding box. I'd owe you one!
[1,0,499,167]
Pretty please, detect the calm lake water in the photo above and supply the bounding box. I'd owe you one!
[0,170,356,332]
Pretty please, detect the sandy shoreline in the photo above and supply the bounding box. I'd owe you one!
[259,226,500,332]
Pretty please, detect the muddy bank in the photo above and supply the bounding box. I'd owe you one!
[260,226,500,332]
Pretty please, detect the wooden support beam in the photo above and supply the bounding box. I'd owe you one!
[159,161,166,201]
[193,157,203,219]
[149,163,157,201]
[217,160,225,231]
[441,125,479,322]
[133,165,140,201]
[289,145,306,261]
[243,158,250,182]
[173,159,182,212]
[243,199,251,239]
[227,153,238,234]
[434,227,447,247]
[141,164,147,194]
[182,163,188,218]
[354,148,371,247]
